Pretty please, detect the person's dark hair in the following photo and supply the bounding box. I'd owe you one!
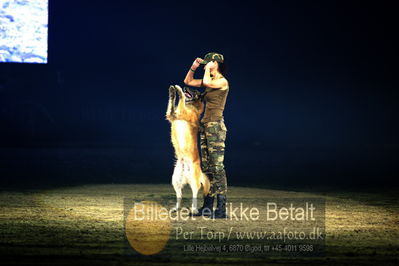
[216,61,228,77]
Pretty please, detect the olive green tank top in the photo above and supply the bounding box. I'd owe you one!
[201,86,229,123]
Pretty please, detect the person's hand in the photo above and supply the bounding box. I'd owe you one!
[192,57,203,69]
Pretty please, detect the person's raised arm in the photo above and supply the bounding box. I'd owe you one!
[184,58,203,87]
[202,61,227,89]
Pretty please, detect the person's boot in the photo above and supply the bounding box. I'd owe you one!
[192,194,214,216]
[212,194,228,219]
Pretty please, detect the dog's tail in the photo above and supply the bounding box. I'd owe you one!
[200,172,211,196]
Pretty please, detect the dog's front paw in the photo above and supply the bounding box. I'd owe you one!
[169,85,176,98]
[174,85,184,96]
[174,84,183,91]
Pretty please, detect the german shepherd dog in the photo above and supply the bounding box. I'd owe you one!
[166,85,210,213]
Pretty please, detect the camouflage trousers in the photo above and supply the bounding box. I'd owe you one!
[199,119,228,196]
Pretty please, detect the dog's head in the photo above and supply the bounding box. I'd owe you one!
[183,87,206,104]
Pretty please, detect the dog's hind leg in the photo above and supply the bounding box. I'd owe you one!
[189,162,202,214]
[166,85,176,121]
[190,184,200,215]
[171,158,184,212]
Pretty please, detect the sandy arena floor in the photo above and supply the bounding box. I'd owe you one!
[0,184,398,265]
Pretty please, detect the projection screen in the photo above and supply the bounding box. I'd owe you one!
[0,0,48,63]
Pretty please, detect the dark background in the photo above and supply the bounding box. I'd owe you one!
[0,0,398,189]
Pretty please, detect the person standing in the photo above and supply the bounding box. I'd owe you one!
[184,52,229,218]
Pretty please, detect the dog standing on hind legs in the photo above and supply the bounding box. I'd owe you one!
[166,85,210,214]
